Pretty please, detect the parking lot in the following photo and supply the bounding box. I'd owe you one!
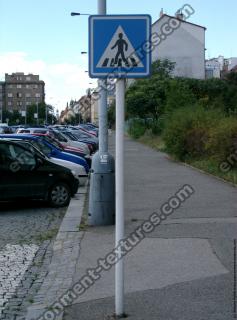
[0,200,66,320]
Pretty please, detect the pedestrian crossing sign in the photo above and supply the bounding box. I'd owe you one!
[89,15,151,78]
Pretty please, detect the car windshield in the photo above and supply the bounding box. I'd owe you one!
[43,136,63,151]
[53,131,68,143]
[73,131,90,139]
[62,131,77,141]
[18,141,48,160]
[28,140,51,156]
[33,129,48,134]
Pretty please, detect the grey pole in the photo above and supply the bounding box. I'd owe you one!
[88,0,115,227]
[46,105,48,125]
[115,79,125,316]
[98,0,108,153]
[0,103,2,123]
[37,100,39,125]
[98,0,106,15]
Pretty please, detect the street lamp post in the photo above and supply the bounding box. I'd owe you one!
[37,100,39,125]
[45,105,48,125]
[0,106,2,124]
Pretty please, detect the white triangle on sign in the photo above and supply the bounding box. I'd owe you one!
[96,26,144,69]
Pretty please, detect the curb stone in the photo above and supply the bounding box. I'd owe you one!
[25,185,88,320]
[167,155,237,189]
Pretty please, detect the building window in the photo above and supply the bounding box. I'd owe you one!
[26,101,31,105]
[17,92,22,98]
[17,101,22,106]
[8,101,12,106]
[8,93,13,98]
[26,84,30,89]
[34,84,38,89]
[26,76,31,81]
[26,93,31,98]
[35,93,41,98]
[8,85,13,89]
[17,84,22,89]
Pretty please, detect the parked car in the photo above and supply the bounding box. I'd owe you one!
[76,124,99,137]
[0,139,79,207]
[72,128,99,144]
[16,128,50,134]
[0,134,90,173]
[32,134,92,168]
[7,139,88,186]
[0,126,13,134]
[50,130,90,155]
[61,130,98,153]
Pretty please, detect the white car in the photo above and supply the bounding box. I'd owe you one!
[53,131,90,155]
[49,158,88,186]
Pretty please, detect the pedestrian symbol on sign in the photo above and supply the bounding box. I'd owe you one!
[111,33,128,66]
[96,26,144,69]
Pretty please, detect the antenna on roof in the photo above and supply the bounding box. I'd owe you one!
[160,8,164,18]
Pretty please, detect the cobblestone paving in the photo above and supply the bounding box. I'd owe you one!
[0,200,66,320]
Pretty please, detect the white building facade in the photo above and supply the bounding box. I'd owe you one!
[152,14,206,79]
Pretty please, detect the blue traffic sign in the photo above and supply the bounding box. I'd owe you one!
[89,15,151,78]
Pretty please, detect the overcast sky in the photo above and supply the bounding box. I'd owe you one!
[1,0,236,111]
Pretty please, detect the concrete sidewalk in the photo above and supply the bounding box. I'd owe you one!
[64,134,237,320]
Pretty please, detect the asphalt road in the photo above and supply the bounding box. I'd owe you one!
[0,200,66,320]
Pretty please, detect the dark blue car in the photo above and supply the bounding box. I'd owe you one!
[0,134,89,173]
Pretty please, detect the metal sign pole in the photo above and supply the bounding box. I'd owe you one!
[89,10,151,316]
[98,0,108,153]
[115,78,125,316]
[98,0,106,15]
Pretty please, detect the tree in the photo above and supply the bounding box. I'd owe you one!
[26,102,56,125]
[126,60,174,120]
[2,110,24,125]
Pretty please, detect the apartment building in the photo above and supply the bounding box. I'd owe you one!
[0,82,5,122]
[205,56,237,78]
[2,73,45,114]
[152,11,206,79]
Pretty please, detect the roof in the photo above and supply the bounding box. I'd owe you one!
[153,14,206,30]
[230,65,237,72]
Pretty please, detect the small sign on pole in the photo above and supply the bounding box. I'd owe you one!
[89,14,151,317]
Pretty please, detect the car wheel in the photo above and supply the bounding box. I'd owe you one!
[48,182,71,207]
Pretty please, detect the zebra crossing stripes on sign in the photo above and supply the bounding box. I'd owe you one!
[96,26,144,69]
[89,15,151,78]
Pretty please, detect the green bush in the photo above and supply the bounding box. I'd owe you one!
[206,117,237,163]
[151,116,166,135]
[128,119,146,139]
[163,106,222,161]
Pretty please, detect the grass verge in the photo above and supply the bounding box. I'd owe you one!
[134,133,237,186]
[138,133,166,152]
[187,159,237,185]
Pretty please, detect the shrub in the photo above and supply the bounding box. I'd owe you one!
[206,117,237,164]
[151,116,166,135]
[163,106,222,161]
[128,119,146,139]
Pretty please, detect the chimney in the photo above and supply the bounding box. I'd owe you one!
[175,10,184,20]
[159,8,164,18]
